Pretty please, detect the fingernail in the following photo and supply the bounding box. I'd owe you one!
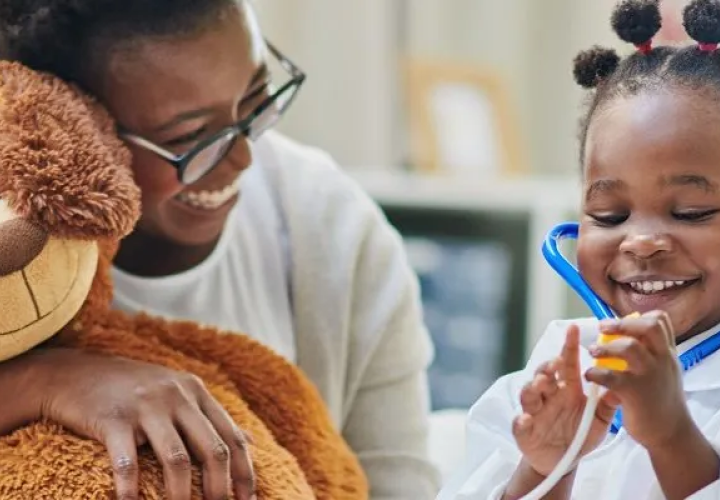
[599,321,617,332]
[589,344,600,356]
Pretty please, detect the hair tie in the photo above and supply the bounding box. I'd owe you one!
[699,42,719,51]
[635,40,653,54]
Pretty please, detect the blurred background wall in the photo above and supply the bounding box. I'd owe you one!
[254,0,628,172]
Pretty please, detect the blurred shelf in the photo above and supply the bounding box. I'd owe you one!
[347,167,582,356]
[346,168,581,213]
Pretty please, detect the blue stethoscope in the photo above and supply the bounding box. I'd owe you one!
[542,221,720,434]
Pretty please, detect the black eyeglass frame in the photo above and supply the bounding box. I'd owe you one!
[120,41,306,185]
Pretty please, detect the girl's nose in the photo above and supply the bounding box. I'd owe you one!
[619,231,673,260]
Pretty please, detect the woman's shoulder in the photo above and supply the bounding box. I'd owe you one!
[253,131,385,229]
[254,131,342,182]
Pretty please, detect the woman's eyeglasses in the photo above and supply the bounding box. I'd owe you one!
[120,41,306,185]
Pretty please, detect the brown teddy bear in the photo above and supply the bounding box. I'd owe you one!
[0,61,368,499]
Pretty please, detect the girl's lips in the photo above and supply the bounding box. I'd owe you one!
[616,279,699,313]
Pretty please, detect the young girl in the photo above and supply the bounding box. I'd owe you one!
[438,0,720,498]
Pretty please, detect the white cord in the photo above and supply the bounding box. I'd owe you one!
[517,383,601,500]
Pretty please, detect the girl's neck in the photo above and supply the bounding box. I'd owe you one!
[677,314,720,346]
[113,229,219,277]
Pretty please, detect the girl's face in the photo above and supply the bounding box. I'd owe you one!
[91,1,266,247]
[578,90,720,340]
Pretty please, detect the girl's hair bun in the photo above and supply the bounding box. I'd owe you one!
[573,46,621,88]
[683,0,720,45]
[611,0,662,45]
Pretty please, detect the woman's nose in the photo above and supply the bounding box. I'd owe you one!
[619,231,673,259]
[225,135,253,174]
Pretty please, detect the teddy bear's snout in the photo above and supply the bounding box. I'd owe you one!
[0,219,48,276]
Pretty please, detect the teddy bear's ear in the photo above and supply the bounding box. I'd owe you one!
[0,61,140,240]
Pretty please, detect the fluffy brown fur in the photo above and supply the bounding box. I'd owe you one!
[0,62,140,240]
[0,61,368,499]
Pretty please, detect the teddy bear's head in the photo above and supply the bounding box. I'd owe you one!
[0,61,140,361]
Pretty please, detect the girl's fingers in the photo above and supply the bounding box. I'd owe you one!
[598,311,675,355]
[589,336,654,375]
[519,382,544,416]
[559,325,582,387]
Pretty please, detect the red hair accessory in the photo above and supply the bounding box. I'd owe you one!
[699,42,718,51]
[635,40,653,54]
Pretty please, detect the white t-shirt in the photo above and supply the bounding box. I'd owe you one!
[111,160,296,362]
[437,317,720,500]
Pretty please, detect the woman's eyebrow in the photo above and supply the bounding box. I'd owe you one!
[152,64,270,133]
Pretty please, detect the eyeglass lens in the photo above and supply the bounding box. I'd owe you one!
[182,130,237,184]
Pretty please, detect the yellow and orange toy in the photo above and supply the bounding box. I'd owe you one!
[593,312,641,371]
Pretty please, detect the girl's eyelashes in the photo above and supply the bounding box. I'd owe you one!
[587,212,629,227]
[673,209,720,222]
[586,209,720,226]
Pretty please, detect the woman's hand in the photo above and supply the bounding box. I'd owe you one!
[17,347,255,500]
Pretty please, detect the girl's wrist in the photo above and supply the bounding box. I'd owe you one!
[644,408,696,454]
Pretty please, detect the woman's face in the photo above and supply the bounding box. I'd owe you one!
[93,2,268,246]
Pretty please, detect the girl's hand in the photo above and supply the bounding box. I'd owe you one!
[585,310,691,450]
[513,325,617,476]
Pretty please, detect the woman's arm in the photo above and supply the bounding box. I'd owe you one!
[0,348,45,434]
[338,210,442,499]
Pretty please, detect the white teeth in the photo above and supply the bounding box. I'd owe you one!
[177,178,240,210]
[628,280,688,294]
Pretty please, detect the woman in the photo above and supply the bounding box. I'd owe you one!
[0,0,440,499]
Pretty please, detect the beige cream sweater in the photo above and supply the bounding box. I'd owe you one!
[113,130,442,499]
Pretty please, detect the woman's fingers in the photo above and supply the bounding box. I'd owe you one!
[103,424,140,500]
[201,394,256,500]
[175,405,233,500]
[141,416,193,500]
